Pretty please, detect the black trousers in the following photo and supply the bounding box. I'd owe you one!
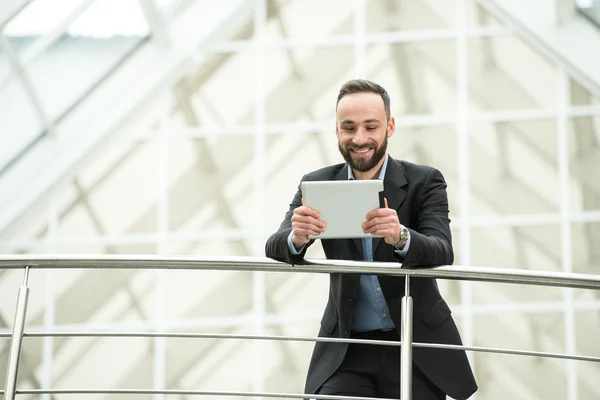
[317,330,445,399]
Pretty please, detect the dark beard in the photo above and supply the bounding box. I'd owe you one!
[338,134,388,173]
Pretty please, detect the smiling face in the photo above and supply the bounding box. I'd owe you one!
[336,92,395,179]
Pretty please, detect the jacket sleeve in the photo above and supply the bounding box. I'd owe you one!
[265,175,315,264]
[395,168,454,268]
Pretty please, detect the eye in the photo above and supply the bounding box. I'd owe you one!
[366,126,377,131]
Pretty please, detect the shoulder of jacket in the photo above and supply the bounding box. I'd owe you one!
[395,159,438,177]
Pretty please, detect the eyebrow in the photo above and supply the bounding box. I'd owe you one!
[340,118,381,124]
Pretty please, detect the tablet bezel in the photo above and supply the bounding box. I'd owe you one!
[300,180,384,239]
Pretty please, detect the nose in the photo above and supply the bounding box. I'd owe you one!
[353,128,369,145]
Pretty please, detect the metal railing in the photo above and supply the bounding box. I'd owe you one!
[1,255,600,400]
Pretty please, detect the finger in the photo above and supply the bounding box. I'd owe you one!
[294,222,326,233]
[365,208,384,220]
[294,226,324,237]
[364,222,397,234]
[363,221,383,233]
[367,208,400,222]
[384,197,388,208]
[363,216,394,230]
[295,205,321,219]
[293,214,326,228]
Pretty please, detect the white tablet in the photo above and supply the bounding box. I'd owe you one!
[300,180,384,239]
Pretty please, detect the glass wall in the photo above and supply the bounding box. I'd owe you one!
[1,0,599,399]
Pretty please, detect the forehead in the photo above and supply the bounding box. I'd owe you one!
[336,92,386,122]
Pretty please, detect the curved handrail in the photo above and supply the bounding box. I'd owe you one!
[15,390,385,399]
[0,254,599,290]
[1,255,599,400]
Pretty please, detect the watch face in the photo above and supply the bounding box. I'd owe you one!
[402,227,409,240]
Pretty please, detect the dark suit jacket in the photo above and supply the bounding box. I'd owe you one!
[265,156,477,400]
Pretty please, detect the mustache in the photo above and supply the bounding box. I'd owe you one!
[345,144,376,150]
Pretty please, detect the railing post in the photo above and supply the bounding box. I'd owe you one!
[3,267,31,400]
[401,276,413,400]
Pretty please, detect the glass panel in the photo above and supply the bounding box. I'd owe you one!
[266,271,328,317]
[0,269,20,332]
[474,312,565,351]
[470,224,563,302]
[393,125,460,216]
[162,135,256,252]
[471,224,561,270]
[366,0,502,34]
[5,0,150,42]
[269,0,354,40]
[1,135,162,249]
[368,42,457,115]
[367,0,450,33]
[569,77,600,106]
[26,34,147,123]
[576,310,600,399]
[264,47,355,124]
[162,269,245,321]
[572,222,600,275]
[51,336,153,390]
[472,336,567,398]
[0,40,9,80]
[190,49,255,126]
[467,0,503,27]
[181,0,254,43]
[469,35,557,110]
[469,121,559,217]
[577,0,600,28]
[0,0,150,176]
[575,310,600,357]
[264,132,333,236]
[82,141,158,236]
[568,116,600,213]
[170,324,246,391]
[17,0,149,122]
[0,78,44,171]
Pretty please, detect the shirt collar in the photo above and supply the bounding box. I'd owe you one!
[348,154,389,181]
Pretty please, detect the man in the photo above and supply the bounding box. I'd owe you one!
[265,79,477,399]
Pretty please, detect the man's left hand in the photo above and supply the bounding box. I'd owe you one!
[362,198,401,245]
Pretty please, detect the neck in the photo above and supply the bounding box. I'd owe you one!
[353,159,385,180]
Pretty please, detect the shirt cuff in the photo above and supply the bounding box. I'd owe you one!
[287,230,305,255]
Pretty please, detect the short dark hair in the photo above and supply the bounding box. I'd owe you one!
[336,79,391,120]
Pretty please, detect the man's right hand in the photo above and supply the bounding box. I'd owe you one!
[291,205,326,249]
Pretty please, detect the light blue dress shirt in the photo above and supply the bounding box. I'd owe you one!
[287,154,411,332]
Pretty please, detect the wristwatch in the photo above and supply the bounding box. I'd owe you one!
[394,225,410,250]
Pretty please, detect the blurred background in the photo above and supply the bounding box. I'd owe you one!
[0,0,599,399]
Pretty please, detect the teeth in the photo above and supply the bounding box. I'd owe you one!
[354,148,370,154]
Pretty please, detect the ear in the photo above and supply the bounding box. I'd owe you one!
[387,116,395,138]
[335,122,340,139]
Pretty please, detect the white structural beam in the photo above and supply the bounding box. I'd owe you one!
[557,67,577,400]
[479,0,600,98]
[205,26,512,52]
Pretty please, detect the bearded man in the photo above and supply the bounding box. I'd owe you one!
[265,79,477,400]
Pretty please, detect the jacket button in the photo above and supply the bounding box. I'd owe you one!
[344,331,349,337]
[348,298,354,305]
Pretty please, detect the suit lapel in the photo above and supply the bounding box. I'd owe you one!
[373,157,408,255]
